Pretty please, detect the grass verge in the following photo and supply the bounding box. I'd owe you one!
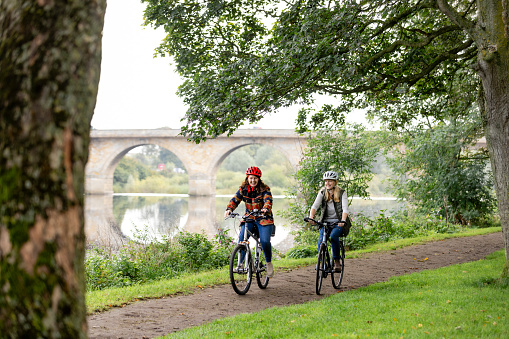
[162,249,508,338]
[86,227,501,314]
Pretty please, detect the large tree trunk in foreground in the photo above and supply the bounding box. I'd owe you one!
[476,0,509,276]
[0,1,106,337]
[481,66,509,277]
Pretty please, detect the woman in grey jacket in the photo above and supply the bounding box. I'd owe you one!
[307,171,349,272]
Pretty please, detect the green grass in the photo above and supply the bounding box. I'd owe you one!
[86,227,501,315]
[162,249,508,338]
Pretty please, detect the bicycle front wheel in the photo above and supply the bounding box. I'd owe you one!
[256,248,269,289]
[229,244,253,295]
[331,241,345,289]
[316,244,327,295]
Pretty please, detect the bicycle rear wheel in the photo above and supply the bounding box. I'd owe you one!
[316,244,327,295]
[229,244,253,295]
[256,247,269,289]
[331,241,345,289]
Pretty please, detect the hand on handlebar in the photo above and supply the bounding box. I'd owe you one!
[224,210,239,219]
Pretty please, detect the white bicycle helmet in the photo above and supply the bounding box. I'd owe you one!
[322,171,339,180]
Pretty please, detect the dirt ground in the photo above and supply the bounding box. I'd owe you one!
[87,232,504,339]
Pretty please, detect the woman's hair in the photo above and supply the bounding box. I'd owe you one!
[324,185,342,202]
[241,176,268,193]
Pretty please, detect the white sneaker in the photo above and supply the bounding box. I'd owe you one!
[233,264,244,273]
[267,262,274,278]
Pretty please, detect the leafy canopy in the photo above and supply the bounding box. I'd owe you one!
[142,0,477,141]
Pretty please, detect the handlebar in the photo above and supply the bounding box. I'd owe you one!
[225,212,240,220]
[303,217,337,229]
[225,209,265,221]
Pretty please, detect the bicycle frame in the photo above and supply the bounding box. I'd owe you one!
[304,217,345,294]
[318,222,335,276]
[238,224,263,270]
[226,210,269,294]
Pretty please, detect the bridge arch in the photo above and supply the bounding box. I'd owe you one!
[86,129,307,196]
[207,141,300,178]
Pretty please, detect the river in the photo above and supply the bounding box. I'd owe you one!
[84,194,404,252]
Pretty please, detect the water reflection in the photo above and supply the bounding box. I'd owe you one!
[84,194,404,252]
[113,196,188,240]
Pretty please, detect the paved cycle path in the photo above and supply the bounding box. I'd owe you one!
[87,232,503,338]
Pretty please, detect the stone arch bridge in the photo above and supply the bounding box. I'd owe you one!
[84,129,307,246]
[85,129,307,196]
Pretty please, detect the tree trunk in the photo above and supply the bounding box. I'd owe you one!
[476,0,509,276]
[480,69,509,277]
[0,1,106,337]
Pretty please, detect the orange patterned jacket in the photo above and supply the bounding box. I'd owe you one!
[226,186,274,226]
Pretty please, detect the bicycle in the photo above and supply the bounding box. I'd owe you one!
[225,210,270,295]
[303,217,345,295]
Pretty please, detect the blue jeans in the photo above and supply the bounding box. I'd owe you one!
[318,225,343,259]
[238,221,273,263]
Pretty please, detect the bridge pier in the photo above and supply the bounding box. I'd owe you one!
[188,174,216,196]
[85,174,114,195]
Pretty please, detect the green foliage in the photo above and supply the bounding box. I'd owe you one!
[292,226,319,247]
[114,156,154,186]
[286,245,318,259]
[286,206,496,257]
[114,146,189,193]
[85,226,235,291]
[344,209,471,251]
[285,124,379,225]
[142,0,477,141]
[175,231,214,271]
[286,226,319,259]
[383,113,496,225]
[114,143,294,195]
[85,249,127,291]
[217,143,295,194]
[221,149,254,172]
[215,170,245,194]
[132,145,185,171]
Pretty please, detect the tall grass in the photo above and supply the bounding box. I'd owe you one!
[85,226,235,291]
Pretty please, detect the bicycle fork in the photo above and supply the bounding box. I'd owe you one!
[254,243,262,272]
[236,243,251,273]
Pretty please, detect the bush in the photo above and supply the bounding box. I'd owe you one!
[285,227,319,258]
[85,247,132,290]
[176,231,214,271]
[286,245,318,259]
[339,208,490,251]
[208,226,236,268]
[291,227,319,247]
[85,226,235,291]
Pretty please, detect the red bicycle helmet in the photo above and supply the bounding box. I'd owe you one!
[246,166,262,177]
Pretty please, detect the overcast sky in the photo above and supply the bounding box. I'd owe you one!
[92,0,371,131]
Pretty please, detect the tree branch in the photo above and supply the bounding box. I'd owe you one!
[436,0,482,42]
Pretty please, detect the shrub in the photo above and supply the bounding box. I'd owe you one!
[287,245,318,259]
[85,225,236,291]
[175,231,214,271]
[291,227,319,247]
